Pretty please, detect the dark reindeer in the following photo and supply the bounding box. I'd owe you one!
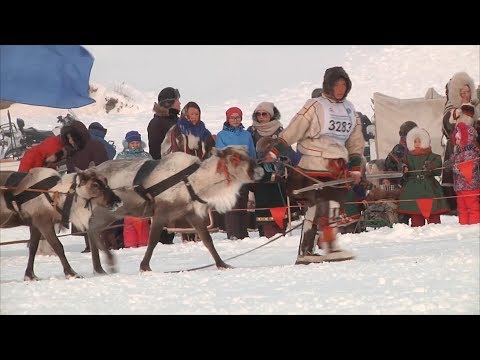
[0,167,122,280]
[87,145,264,274]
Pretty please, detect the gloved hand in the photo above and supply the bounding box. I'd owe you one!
[262,151,277,163]
[423,160,436,171]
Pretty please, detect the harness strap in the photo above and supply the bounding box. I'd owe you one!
[183,178,207,204]
[133,160,161,201]
[144,162,201,198]
[61,175,78,227]
[4,172,28,212]
[6,175,60,212]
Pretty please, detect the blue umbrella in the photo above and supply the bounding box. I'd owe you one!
[0,45,96,109]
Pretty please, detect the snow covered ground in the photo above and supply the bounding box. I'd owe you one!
[1,216,478,314]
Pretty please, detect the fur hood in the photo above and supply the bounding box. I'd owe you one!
[121,139,147,150]
[447,72,479,108]
[406,127,431,151]
[60,119,89,151]
[250,105,281,121]
[153,102,180,117]
[322,66,352,101]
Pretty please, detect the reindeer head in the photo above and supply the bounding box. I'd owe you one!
[212,146,263,183]
[75,168,122,211]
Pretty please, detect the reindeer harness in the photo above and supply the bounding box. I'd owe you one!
[133,160,207,204]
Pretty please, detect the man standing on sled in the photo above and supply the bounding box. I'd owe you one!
[264,66,364,264]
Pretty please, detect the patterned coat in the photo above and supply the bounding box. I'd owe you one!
[115,141,152,160]
[443,124,480,192]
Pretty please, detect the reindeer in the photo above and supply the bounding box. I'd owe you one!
[87,146,264,274]
[0,167,122,280]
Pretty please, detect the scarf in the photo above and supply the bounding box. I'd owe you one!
[410,147,432,156]
[177,117,212,142]
[251,120,282,137]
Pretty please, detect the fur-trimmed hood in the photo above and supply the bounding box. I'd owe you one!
[153,102,180,117]
[322,66,352,101]
[250,104,281,121]
[121,139,147,150]
[447,72,479,108]
[60,119,89,151]
[406,127,431,151]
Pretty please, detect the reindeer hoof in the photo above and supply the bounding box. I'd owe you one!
[140,262,152,272]
[93,269,108,276]
[66,273,83,279]
[217,262,233,270]
[24,274,40,282]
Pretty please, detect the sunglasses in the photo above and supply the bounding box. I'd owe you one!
[255,112,269,117]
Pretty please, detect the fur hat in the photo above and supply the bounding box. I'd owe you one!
[254,102,275,117]
[88,122,107,135]
[311,88,323,98]
[452,122,477,147]
[226,107,243,120]
[60,120,87,151]
[399,121,418,137]
[125,130,142,143]
[447,72,479,108]
[406,127,431,151]
[157,87,180,108]
[322,66,352,100]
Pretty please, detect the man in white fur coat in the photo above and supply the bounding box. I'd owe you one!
[264,66,364,264]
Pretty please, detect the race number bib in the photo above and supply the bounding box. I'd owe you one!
[317,98,355,144]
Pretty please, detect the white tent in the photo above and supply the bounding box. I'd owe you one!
[373,88,446,160]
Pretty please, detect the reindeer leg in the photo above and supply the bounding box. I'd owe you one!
[96,231,117,274]
[139,214,163,272]
[87,209,116,275]
[24,225,41,281]
[38,223,82,279]
[188,213,232,270]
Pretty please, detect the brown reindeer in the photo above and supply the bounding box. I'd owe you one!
[86,145,264,274]
[0,167,122,280]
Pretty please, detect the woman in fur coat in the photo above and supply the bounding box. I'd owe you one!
[398,128,450,227]
[247,101,301,238]
[441,72,479,212]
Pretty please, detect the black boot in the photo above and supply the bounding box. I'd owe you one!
[159,229,175,245]
[295,222,323,265]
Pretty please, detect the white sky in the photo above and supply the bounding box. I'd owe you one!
[1,45,479,314]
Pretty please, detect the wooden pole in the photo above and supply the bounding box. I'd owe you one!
[285,167,292,237]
